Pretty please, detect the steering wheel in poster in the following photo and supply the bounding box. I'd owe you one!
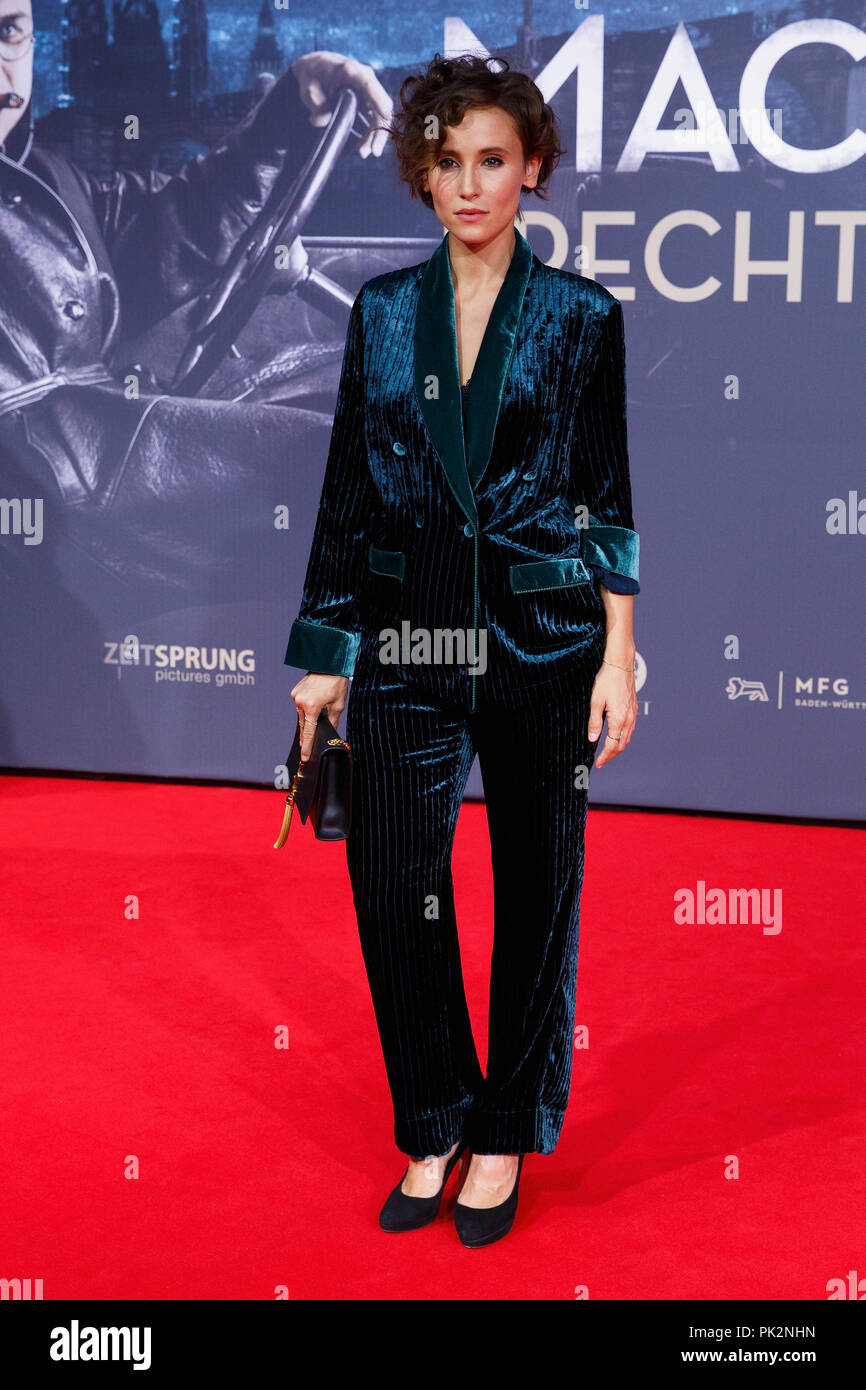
[170,86,359,397]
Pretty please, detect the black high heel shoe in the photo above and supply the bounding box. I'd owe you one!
[379,1140,469,1233]
[454,1153,524,1247]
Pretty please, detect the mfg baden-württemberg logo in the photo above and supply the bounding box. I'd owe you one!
[103,635,255,687]
[726,673,862,711]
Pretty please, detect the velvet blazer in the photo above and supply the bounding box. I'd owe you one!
[283,225,639,708]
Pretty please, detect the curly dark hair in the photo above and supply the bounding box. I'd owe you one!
[383,52,564,209]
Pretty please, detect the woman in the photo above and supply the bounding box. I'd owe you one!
[284,54,639,1248]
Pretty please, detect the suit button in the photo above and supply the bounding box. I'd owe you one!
[414,512,424,528]
[63,300,86,320]
[392,441,407,455]
[522,470,537,481]
[463,522,474,538]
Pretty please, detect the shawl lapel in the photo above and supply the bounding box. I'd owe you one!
[413,225,535,526]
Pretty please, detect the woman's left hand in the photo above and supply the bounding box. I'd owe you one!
[588,658,637,768]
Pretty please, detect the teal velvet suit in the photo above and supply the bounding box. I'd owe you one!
[284,225,639,1158]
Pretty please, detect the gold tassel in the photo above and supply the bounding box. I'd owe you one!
[273,766,304,849]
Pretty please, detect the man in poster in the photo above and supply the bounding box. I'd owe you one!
[0,0,392,601]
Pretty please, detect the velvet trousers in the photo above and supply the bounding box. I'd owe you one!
[344,631,603,1160]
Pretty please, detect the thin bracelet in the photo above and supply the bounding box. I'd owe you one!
[602,657,634,673]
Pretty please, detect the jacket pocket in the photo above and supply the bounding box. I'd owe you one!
[368,543,405,581]
[509,556,590,594]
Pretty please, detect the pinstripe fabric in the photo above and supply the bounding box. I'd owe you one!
[345,630,602,1158]
[283,226,639,1157]
[284,226,639,692]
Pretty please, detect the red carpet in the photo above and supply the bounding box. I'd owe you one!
[1,773,863,1300]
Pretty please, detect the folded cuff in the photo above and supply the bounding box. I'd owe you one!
[582,524,640,581]
[284,618,361,678]
[463,1105,568,1156]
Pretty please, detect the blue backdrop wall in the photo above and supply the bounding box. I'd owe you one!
[0,1,863,819]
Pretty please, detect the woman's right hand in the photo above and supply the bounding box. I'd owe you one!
[290,672,350,763]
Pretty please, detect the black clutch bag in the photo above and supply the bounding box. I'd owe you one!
[273,710,353,847]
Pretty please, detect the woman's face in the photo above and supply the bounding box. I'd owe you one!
[421,104,541,250]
